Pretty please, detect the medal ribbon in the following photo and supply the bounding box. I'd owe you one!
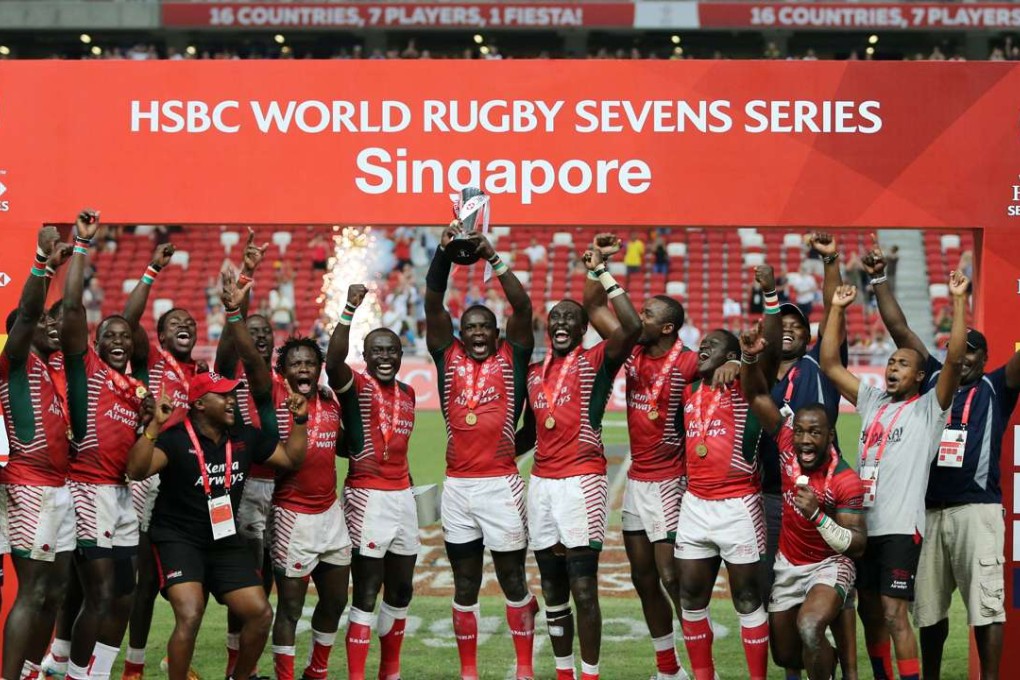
[45,359,71,432]
[862,396,918,469]
[157,348,193,399]
[377,380,403,459]
[184,418,232,496]
[463,355,496,412]
[107,363,148,408]
[541,347,579,419]
[646,341,686,411]
[692,381,724,445]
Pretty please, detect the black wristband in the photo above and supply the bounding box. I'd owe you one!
[293,415,309,425]
[425,247,452,293]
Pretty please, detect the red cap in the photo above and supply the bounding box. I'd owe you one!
[187,371,241,403]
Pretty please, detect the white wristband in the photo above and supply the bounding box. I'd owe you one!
[815,514,853,554]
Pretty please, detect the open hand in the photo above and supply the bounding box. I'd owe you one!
[220,269,252,310]
[242,227,269,273]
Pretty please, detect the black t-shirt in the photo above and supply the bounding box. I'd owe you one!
[149,419,278,547]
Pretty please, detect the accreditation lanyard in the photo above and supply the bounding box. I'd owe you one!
[779,367,798,419]
[377,381,403,461]
[184,419,236,540]
[859,396,916,507]
[937,386,977,469]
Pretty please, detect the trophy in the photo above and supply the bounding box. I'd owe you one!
[446,187,490,265]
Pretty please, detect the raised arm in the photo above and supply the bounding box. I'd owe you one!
[469,232,534,349]
[935,270,970,409]
[583,247,641,363]
[127,394,172,480]
[264,387,309,472]
[739,321,783,434]
[4,226,63,364]
[60,210,101,357]
[325,284,367,391]
[820,285,862,405]
[862,234,928,359]
[124,243,176,368]
[219,270,272,396]
[754,264,783,382]
[1006,346,1020,390]
[807,232,844,340]
[215,228,268,374]
[793,484,867,560]
[582,233,624,340]
[424,222,459,353]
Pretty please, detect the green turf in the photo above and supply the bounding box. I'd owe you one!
[121,410,974,679]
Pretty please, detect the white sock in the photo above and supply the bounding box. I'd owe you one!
[66,661,90,680]
[89,642,120,680]
[652,631,675,652]
[737,605,768,629]
[125,647,146,665]
[581,661,600,676]
[554,654,575,671]
[226,632,240,651]
[50,639,71,659]
[349,607,375,629]
[377,602,409,637]
[311,628,337,646]
[271,645,296,657]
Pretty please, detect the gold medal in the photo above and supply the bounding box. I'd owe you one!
[66,427,74,441]
[465,412,478,426]
[136,385,149,399]
[648,409,659,421]
[544,416,556,430]
[695,442,709,458]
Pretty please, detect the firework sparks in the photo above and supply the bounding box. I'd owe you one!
[318,225,383,360]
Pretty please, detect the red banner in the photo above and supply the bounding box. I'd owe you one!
[161,2,635,29]
[697,2,1020,30]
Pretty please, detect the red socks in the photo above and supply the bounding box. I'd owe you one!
[652,632,680,676]
[302,629,337,680]
[377,602,409,680]
[346,608,374,680]
[506,595,538,679]
[738,607,769,680]
[271,645,295,680]
[867,641,895,680]
[452,602,480,679]
[225,633,240,679]
[897,658,921,680]
[681,608,715,680]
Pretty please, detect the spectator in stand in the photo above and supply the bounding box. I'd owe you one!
[207,308,225,341]
[275,262,296,310]
[83,278,105,328]
[623,233,645,278]
[652,235,669,275]
[844,251,868,301]
[393,231,413,271]
[269,286,295,332]
[748,276,765,316]
[958,249,974,290]
[868,328,895,358]
[723,296,742,328]
[678,318,701,350]
[524,238,547,266]
[309,233,329,271]
[787,267,819,321]
[446,286,464,331]
[484,288,506,322]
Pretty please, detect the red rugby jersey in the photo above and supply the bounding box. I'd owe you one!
[0,352,70,485]
[528,342,620,479]
[148,340,196,428]
[683,379,762,500]
[272,384,342,513]
[338,371,415,491]
[433,339,530,478]
[624,343,698,482]
[775,422,864,566]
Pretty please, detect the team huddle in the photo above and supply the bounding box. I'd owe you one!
[0,212,1012,680]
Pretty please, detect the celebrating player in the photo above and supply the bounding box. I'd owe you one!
[213,229,281,677]
[741,321,866,680]
[674,327,768,680]
[819,275,968,680]
[57,210,152,680]
[326,285,418,680]
[515,244,641,680]
[127,276,309,680]
[424,224,537,680]
[0,226,73,680]
[120,240,197,679]
[863,239,1016,679]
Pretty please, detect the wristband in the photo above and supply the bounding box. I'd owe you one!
[808,507,821,524]
[586,270,599,281]
[763,290,779,304]
[822,253,839,265]
[293,415,309,425]
[73,235,92,247]
[34,248,47,268]
[30,266,46,278]
[143,429,158,442]
[741,352,759,365]
[814,511,853,554]
[607,285,626,300]
[597,269,618,291]
[237,273,252,287]
[487,254,509,277]
[73,246,89,257]
[44,265,56,279]
[339,307,355,326]
[226,314,243,324]
[764,299,781,315]
[869,275,888,286]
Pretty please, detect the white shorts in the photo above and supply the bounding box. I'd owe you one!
[69,481,139,550]
[270,499,352,578]
[2,484,76,561]
[621,476,687,543]
[674,492,766,565]
[527,474,608,552]
[343,487,420,559]
[442,475,528,552]
[130,476,160,533]
[769,551,856,613]
[238,478,275,542]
